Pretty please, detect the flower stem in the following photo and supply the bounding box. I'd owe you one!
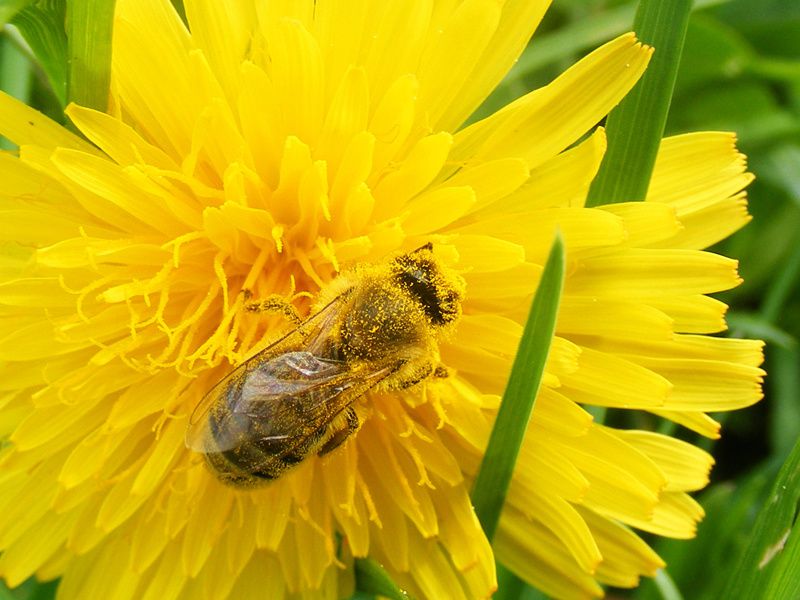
[585,0,692,207]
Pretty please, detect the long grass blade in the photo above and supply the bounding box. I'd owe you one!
[471,233,565,542]
[65,0,115,110]
[11,0,67,106]
[722,438,800,598]
[586,0,693,206]
[0,0,32,27]
[1,25,32,149]
[354,557,411,600]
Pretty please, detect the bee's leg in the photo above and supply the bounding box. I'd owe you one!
[318,407,360,456]
[433,364,449,378]
[245,294,303,325]
[396,361,434,389]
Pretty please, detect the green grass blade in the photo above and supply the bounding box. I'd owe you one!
[169,0,186,25]
[353,558,411,600]
[0,578,58,600]
[0,0,32,27]
[652,569,684,600]
[65,0,115,110]
[11,0,67,106]
[726,313,795,350]
[586,0,693,206]
[1,26,33,149]
[722,438,800,598]
[761,240,800,324]
[471,233,565,542]
[493,563,527,600]
[770,346,800,458]
[763,510,800,600]
[0,29,32,101]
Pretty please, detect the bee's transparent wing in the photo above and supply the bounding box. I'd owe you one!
[186,351,392,468]
[186,294,346,447]
[186,351,355,452]
[185,292,365,455]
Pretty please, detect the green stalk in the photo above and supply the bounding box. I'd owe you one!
[723,438,800,598]
[586,0,693,206]
[354,557,410,600]
[0,0,32,27]
[654,569,685,600]
[1,30,32,149]
[11,1,68,106]
[66,0,116,110]
[471,234,565,542]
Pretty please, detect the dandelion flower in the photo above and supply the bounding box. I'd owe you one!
[0,0,763,599]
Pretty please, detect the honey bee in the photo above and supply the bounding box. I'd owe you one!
[186,243,464,487]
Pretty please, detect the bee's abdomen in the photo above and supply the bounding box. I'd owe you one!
[204,448,280,487]
[199,351,344,487]
[204,386,325,487]
[204,430,318,487]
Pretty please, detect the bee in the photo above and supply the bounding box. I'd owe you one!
[185,243,464,487]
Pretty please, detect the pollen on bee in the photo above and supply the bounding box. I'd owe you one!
[188,244,465,486]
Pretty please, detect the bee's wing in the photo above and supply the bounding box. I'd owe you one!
[185,293,350,449]
[190,354,393,460]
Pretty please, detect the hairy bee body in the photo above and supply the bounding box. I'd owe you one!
[186,244,463,487]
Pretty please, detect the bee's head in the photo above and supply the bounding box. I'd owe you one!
[392,243,463,327]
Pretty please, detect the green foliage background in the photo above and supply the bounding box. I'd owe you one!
[1,0,799,599]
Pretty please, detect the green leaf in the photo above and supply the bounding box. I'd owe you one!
[759,213,800,323]
[672,81,797,147]
[769,347,800,475]
[0,578,58,600]
[715,2,800,58]
[65,0,115,110]
[757,145,800,208]
[353,558,411,600]
[11,0,67,106]
[471,233,565,542]
[586,0,693,206]
[0,582,13,600]
[726,313,795,350]
[0,0,32,27]
[723,439,800,598]
[763,506,800,600]
[674,15,753,91]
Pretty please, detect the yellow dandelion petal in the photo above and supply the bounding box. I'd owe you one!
[0,91,95,151]
[437,0,551,132]
[416,0,503,129]
[0,0,765,598]
[500,128,608,213]
[454,34,651,168]
[611,429,715,492]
